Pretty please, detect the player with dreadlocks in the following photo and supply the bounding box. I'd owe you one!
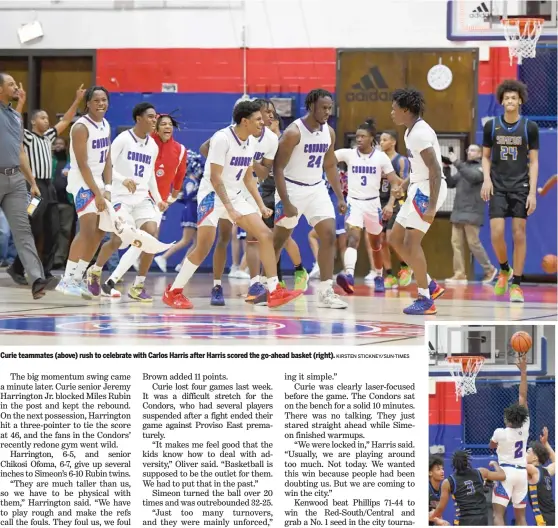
[389,88,447,315]
[526,426,555,526]
[56,86,112,298]
[101,112,187,296]
[273,88,348,309]
[429,451,505,526]
[489,353,530,526]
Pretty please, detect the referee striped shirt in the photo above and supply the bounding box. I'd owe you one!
[23,128,57,180]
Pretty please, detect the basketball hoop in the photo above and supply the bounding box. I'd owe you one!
[502,18,544,65]
[446,356,485,400]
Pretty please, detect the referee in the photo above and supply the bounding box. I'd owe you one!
[0,73,53,298]
[7,83,85,284]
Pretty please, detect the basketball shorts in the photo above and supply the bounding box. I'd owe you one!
[329,191,346,236]
[492,465,528,508]
[275,181,335,230]
[181,202,198,229]
[237,227,247,240]
[395,179,448,233]
[345,196,383,236]
[489,189,529,219]
[113,197,162,229]
[67,171,105,219]
[456,514,489,526]
[260,190,275,230]
[197,187,257,228]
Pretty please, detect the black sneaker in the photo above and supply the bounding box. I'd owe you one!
[7,265,28,286]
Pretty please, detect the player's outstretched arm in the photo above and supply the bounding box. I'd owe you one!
[480,461,506,481]
[273,125,300,206]
[55,84,86,136]
[429,479,451,520]
[516,354,528,408]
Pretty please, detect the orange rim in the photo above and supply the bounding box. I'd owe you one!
[447,355,485,373]
[502,18,545,31]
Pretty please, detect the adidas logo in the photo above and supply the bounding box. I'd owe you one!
[469,2,490,18]
[345,66,391,102]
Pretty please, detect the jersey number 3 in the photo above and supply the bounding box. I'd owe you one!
[500,146,518,161]
[464,480,475,495]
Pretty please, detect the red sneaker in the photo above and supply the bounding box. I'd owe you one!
[267,285,303,308]
[162,285,193,309]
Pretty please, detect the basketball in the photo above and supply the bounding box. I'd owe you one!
[510,331,532,355]
[542,254,557,274]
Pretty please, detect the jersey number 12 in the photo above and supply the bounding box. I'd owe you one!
[134,164,145,178]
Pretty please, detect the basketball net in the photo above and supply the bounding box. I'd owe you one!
[446,356,485,401]
[502,18,544,65]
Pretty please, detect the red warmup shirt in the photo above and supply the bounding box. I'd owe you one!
[151,133,187,201]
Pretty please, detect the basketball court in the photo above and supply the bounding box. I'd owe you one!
[0,270,555,346]
[428,323,555,525]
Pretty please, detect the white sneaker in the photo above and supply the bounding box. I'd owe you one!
[308,263,320,280]
[318,287,348,309]
[364,270,376,283]
[154,255,167,273]
[229,267,250,279]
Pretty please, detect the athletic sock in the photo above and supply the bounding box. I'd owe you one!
[318,279,333,293]
[267,276,279,293]
[75,259,89,280]
[250,275,260,286]
[512,275,522,286]
[64,260,78,279]
[134,276,146,287]
[171,258,198,290]
[427,274,433,284]
[418,287,431,299]
[90,264,103,274]
[344,247,357,276]
[400,261,408,268]
[386,268,393,277]
[500,261,510,272]
[294,263,304,272]
[214,279,222,287]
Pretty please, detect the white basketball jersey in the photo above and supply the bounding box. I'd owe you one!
[247,127,279,185]
[68,115,111,183]
[202,126,255,194]
[111,129,159,203]
[404,119,443,184]
[491,417,530,466]
[335,148,394,200]
[284,119,331,185]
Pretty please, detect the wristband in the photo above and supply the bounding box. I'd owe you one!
[104,184,112,192]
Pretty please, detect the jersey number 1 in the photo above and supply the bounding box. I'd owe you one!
[99,150,108,164]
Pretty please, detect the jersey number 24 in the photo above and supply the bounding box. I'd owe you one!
[307,155,323,169]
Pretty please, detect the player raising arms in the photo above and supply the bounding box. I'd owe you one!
[273,89,348,309]
[481,80,539,303]
[388,88,447,315]
[334,118,402,294]
[430,450,506,526]
[527,426,555,526]
[162,100,301,309]
[489,354,530,526]
[87,103,167,300]
[56,86,112,299]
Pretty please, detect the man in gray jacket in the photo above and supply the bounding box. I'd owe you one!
[445,145,497,284]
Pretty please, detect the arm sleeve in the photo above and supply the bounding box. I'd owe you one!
[411,128,434,154]
[491,428,504,444]
[207,132,229,167]
[483,119,494,148]
[173,145,187,192]
[23,129,33,148]
[44,127,58,144]
[264,134,279,160]
[527,120,539,150]
[334,148,351,164]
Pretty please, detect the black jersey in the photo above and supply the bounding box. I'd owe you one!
[429,480,441,525]
[449,469,487,519]
[483,116,539,192]
[380,153,409,207]
[529,466,555,526]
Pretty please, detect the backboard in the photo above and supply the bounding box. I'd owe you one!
[428,323,550,376]
[447,0,558,41]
